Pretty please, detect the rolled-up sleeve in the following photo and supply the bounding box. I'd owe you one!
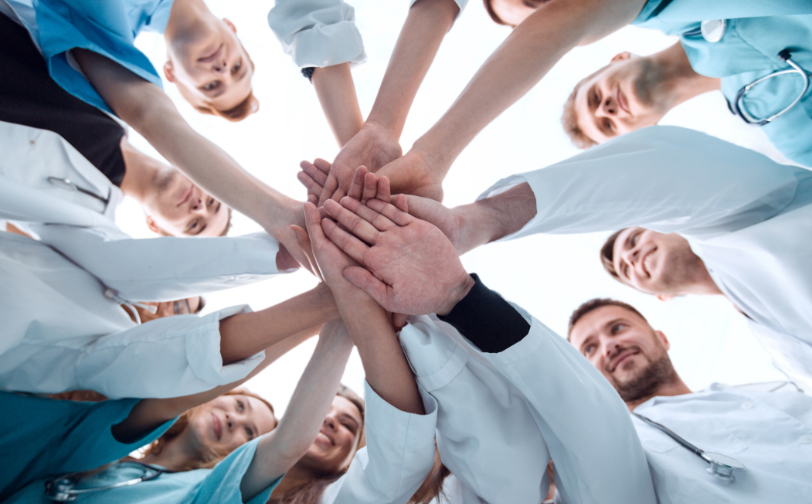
[268,0,365,68]
[320,382,438,504]
[66,305,264,399]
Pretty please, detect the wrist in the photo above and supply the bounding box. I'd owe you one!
[435,273,476,316]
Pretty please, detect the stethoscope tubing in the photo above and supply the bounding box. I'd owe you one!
[734,50,810,126]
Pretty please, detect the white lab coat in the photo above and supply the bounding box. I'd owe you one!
[0,121,286,303]
[319,382,439,504]
[630,381,812,504]
[399,312,656,504]
[267,0,468,69]
[0,232,264,398]
[480,126,812,391]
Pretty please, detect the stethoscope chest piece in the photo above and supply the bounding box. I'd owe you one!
[45,479,78,502]
[700,19,726,43]
[701,452,746,482]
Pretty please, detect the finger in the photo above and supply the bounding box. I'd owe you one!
[303,202,327,243]
[343,266,393,312]
[307,193,318,205]
[324,199,382,243]
[365,198,415,227]
[392,194,409,213]
[290,224,321,281]
[321,217,370,265]
[339,196,396,233]
[360,171,378,203]
[313,158,332,174]
[300,160,328,186]
[329,186,347,205]
[318,174,339,207]
[346,166,369,201]
[297,171,323,198]
[284,235,314,275]
[376,176,391,203]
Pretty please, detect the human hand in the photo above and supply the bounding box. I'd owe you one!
[320,197,474,316]
[318,122,402,206]
[373,148,445,202]
[298,159,331,205]
[266,197,311,274]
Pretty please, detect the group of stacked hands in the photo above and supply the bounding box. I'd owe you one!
[1,0,812,503]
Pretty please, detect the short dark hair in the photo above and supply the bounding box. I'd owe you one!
[560,62,612,149]
[567,297,647,338]
[600,228,626,281]
[194,296,206,314]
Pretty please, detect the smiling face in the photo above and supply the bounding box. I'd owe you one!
[610,227,703,298]
[569,304,677,403]
[142,169,230,237]
[573,52,670,144]
[299,396,364,475]
[163,18,255,116]
[187,393,277,455]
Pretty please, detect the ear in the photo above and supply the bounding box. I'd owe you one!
[145,215,161,234]
[656,294,675,301]
[222,18,237,34]
[163,60,175,83]
[611,51,632,63]
[655,330,670,351]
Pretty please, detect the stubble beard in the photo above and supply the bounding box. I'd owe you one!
[611,351,679,404]
[632,59,665,110]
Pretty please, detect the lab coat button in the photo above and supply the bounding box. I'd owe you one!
[30,140,35,145]
[799,434,812,444]
[739,401,754,410]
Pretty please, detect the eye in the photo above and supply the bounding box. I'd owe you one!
[208,197,214,207]
[622,263,630,278]
[611,323,626,335]
[603,118,613,132]
[204,81,220,91]
[231,61,242,74]
[173,300,181,314]
[632,234,639,245]
[236,399,244,412]
[584,344,595,357]
[245,426,254,440]
[188,220,199,231]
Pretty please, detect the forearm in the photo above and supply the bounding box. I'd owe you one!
[219,283,338,364]
[335,290,425,414]
[242,322,353,500]
[311,64,364,146]
[365,0,459,138]
[455,182,536,253]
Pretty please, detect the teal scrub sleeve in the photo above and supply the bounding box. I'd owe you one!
[634,0,812,32]
[188,438,283,504]
[0,392,175,502]
[32,0,165,114]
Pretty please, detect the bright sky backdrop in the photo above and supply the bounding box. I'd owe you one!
[122,0,790,413]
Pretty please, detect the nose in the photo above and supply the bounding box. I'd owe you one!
[323,415,338,431]
[604,338,621,359]
[597,93,618,117]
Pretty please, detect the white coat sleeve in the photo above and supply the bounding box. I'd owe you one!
[267,0,365,68]
[1,305,265,399]
[320,381,439,504]
[31,225,286,301]
[481,308,656,504]
[480,126,812,241]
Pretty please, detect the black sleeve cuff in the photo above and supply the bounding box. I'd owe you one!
[437,274,530,353]
[301,67,315,82]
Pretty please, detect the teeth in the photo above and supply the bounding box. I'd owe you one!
[317,433,330,442]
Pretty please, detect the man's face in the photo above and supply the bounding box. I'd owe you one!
[143,170,229,237]
[575,53,670,144]
[612,227,700,298]
[569,305,675,402]
[134,296,202,323]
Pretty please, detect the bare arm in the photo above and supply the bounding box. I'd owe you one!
[377,0,647,197]
[311,64,364,147]
[219,282,338,364]
[240,321,353,501]
[72,49,310,269]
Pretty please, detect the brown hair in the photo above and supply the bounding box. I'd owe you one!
[567,297,647,338]
[409,446,451,504]
[142,388,275,471]
[599,228,626,281]
[560,63,613,149]
[175,48,259,122]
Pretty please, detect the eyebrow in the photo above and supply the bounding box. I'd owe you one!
[341,413,360,431]
[586,84,615,138]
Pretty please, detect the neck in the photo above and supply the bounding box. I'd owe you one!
[678,256,725,297]
[647,42,720,109]
[139,436,197,472]
[119,138,165,204]
[164,0,215,44]
[626,375,692,412]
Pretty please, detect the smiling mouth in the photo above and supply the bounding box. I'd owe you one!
[640,247,656,277]
[617,86,631,115]
[610,350,638,372]
[212,413,222,441]
[198,44,223,63]
[177,185,193,207]
[316,431,334,446]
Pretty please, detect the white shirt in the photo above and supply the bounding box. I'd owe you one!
[0,232,264,399]
[0,121,285,303]
[481,126,812,391]
[399,312,656,504]
[632,382,812,504]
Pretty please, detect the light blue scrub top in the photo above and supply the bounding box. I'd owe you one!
[0,392,281,504]
[27,0,174,114]
[0,391,175,502]
[634,0,812,168]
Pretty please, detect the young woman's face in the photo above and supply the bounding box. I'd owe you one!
[164,18,254,114]
[188,393,276,455]
[301,396,364,474]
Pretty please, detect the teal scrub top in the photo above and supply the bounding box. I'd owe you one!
[0,391,175,502]
[634,0,812,168]
[28,0,174,114]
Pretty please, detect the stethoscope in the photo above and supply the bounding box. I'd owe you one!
[633,413,746,482]
[47,177,110,206]
[45,461,173,501]
[684,20,811,126]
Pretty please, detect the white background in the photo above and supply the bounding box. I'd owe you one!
[122,0,788,414]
